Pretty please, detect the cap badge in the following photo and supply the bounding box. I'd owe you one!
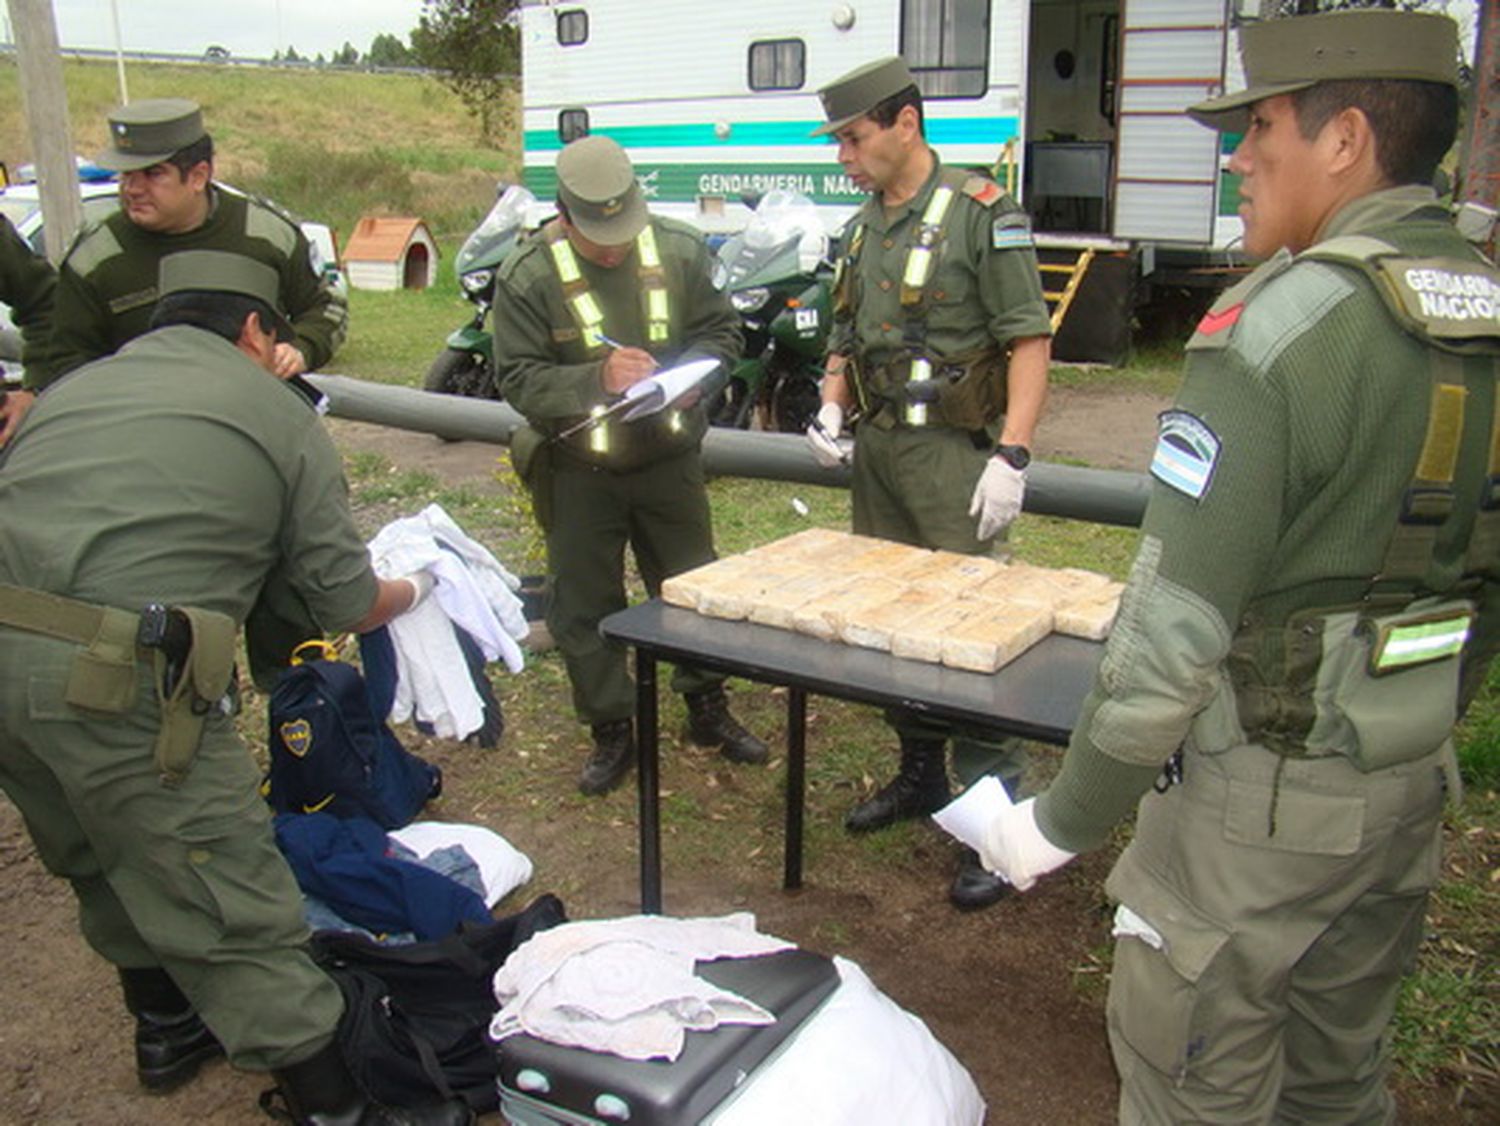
[602,198,623,217]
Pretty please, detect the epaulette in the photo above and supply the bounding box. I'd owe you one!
[496,225,551,284]
[1184,248,1295,351]
[59,214,124,276]
[960,175,1004,208]
[219,182,301,230]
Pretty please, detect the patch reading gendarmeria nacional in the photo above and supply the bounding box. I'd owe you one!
[1151,410,1220,500]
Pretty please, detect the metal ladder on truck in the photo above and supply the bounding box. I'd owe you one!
[1041,247,1095,334]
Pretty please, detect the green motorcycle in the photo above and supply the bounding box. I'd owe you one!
[709,191,833,433]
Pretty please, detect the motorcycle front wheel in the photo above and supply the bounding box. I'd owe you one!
[423,347,495,399]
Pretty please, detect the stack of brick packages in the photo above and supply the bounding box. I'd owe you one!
[662,528,1122,674]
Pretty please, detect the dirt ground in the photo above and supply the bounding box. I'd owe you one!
[0,385,1478,1124]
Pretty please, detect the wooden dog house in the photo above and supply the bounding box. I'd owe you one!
[343,216,439,291]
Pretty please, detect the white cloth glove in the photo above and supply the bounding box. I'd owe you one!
[968,455,1026,539]
[805,402,846,469]
[978,797,1076,892]
[398,569,435,610]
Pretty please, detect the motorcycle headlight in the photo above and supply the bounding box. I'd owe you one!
[731,287,771,314]
[461,269,495,295]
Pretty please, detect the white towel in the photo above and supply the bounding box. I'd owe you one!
[489,914,794,1060]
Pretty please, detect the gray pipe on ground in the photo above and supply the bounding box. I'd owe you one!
[306,374,1150,529]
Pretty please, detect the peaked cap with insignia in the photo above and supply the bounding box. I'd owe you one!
[1189,9,1460,132]
[96,98,208,172]
[556,134,649,245]
[812,56,918,137]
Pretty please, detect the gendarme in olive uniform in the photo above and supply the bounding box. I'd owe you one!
[495,134,765,794]
[986,10,1499,1121]
[31,98,346,389]
[811,55,1053,910]
[829,150,1052,550]
[0,215,55,376]
[0,254,374,1082]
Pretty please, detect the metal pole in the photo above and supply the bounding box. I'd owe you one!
[6,0,82,264]
[305,374,1152,529]
[108,0,128,104]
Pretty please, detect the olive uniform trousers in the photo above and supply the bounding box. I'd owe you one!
[1106,740,1447,1124]
[0,628,343,1071]
[538,446,724,725]
[851,421,1025,789]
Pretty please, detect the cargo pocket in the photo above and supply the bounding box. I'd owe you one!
[1309,602,1469,772]
[1106,869,1231,1082]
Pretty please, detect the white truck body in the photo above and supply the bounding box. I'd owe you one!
[519,0,1247,258]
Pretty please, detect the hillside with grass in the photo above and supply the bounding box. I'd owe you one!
[0,57,517,244]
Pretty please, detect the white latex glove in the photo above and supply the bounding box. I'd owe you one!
[805,402,846,469]
[398,570,436,610]
[978,796,1076,892]
[968,455,1026,539]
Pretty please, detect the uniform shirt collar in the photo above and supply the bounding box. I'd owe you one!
[1319,184,1446,243]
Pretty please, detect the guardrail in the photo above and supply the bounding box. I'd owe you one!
[305,374,1151,529]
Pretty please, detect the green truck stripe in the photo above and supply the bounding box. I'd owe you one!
[526,161,879,206]
[524,116,1018,153]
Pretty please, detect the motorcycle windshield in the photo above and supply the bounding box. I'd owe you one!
[456,184,538,275]
[715,189,828,290]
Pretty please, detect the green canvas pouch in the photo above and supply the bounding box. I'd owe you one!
[1307,600,1470,772]
[63,609,140,714]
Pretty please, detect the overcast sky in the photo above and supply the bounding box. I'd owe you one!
[37,0,428,60]
[13,1,1484,66]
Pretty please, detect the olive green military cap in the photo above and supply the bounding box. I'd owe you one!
[158,250,294,341]
[1189,9,1460,131]
[95,97,208,172]
[812,56,917,137]
[556,135,648,246]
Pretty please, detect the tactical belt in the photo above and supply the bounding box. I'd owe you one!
[0,582,237,786]
[0,582,141,648]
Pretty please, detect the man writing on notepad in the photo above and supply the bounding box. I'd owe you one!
[495,135,769,795]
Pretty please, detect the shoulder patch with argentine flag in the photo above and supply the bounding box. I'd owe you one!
[1151,410,1220,500]
[991,211,1034,251]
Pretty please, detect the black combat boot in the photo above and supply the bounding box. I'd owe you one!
[579,718,635,795]
[684,687,769,764]
[118,967,224,1092]
[266,1040,473,1125]
[844,736,951,832]
[949,848,1012,911]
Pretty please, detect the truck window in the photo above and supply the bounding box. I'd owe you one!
[901,0,988,98]
[557,9,588,46]
[559,109,590,144]
[748,39,806,91]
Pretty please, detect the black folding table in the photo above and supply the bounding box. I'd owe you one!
[600,600,1104,913]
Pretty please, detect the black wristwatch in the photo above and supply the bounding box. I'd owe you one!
[995,443,1031,470]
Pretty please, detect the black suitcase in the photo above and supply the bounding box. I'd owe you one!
[496,948,839,1126]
